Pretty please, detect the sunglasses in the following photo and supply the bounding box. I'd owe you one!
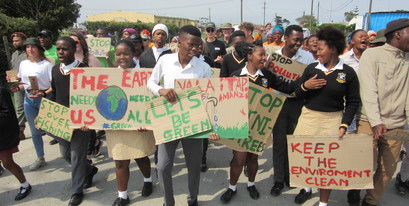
[143,39,149,42]
[206,28,215,33]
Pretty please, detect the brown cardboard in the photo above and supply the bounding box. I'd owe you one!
[146,86,212,144]
[86,37,112,57]
[211,68,220,78]
[6,70,18,82]
[35,98,73,141]
[165,43,179,53]
[287,134,374,190]
[106,130,156,160]
[69,68,154,130]
[217,83,286,155]
[263,45,281,56]
[175,77,249,139]
[383,129,409,141]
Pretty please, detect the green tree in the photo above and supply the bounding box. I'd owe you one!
[1,0,80,35]
[296,15,317,26]
[344,6,359,22]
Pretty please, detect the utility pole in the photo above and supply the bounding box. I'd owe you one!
[366,0,373,31]
[317,1,320,24]
[263,1,266,25]
[241,0,243,23]
[310,0,314,32]
[209,8,211,22]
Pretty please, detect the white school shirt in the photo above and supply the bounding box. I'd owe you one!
[18,59,52,90]
[340,49,360,74]
[152,46,170,62]
[276,48,315,65]
[147,53,212,96]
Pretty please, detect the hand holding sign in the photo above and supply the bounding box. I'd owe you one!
[159,88,178,104]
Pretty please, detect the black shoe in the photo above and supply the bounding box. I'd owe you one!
[220,188,237,203]
[84,166,98,189]
[15,185,32,201]
[49,139,58,145]
[270,182,284,196]
[361,199,376,206]
[294,189,312,204]
[395,173,407,196]
[141,182,153,197]
[347,190,361,206]
[188,199,198,206]
[112,197,130,206]
[200,163,208,172]
[247,185,260,200]
[68,193,83,206]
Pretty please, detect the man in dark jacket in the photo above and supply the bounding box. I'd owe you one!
[139,24,172,68]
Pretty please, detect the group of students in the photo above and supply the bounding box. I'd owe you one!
[1,18,409,206]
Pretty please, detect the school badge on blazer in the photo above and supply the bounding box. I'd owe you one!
[262,78,268,87]
[336,73,346,83]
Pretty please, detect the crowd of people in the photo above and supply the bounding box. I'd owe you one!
[1,17,409,206]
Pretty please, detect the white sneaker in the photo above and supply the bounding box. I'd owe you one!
[29,158,46,171]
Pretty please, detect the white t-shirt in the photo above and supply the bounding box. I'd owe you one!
[18,59,53,90]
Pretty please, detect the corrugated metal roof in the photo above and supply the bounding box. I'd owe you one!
[363,12,409,32]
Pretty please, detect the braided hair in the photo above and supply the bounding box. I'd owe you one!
[234,41,262,62]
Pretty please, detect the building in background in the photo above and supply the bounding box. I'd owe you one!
[87,11,198,27]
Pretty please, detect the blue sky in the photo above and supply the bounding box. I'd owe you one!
[76,0,406,25]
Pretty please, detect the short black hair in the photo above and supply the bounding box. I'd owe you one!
[229,30,246,43]
[179,25,201,38]
[115,40,136,54]
[57,36,76,48]
[316,26,346,55]
[284,25,303,37]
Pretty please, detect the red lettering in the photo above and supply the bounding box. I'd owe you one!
[314,143,325,154]
[70,69,85,90]
[328,158,337,169]
[304,156,314,166]
[84,110,96,125]
[329,142,340,153]
[81,76,96,91]
[304,142,313,154]
[291,143,302,153]
[97,75,108,90]
[71,110,82,124]
[122,71,132,87]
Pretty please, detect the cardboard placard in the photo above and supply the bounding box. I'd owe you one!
[106,130,156,160]
[146,86,212,144]
[211,68,220,78]
[266,53,307,97]
[6,70,18,82]
[175,77,249,139]
[383,129,409,141]
[28,76,39,90]
[287,134,374,190]
[35,98,73,141]
[69,68,155,130]
[218,83,286,155]
[263,45,281,56]
[165,43,179,53]
[86,37,112,57]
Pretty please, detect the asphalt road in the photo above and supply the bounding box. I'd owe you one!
[1,131,408,206]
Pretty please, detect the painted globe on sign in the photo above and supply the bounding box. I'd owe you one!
[96,85,128,120]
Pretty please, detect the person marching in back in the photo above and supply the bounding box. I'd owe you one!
[220,42,325,203]
[139,24,172,68]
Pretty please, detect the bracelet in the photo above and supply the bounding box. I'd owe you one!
[301,83,308,92]
[339,123,348,130]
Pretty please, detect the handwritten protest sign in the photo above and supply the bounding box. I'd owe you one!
[146,86,212,144]
[86,37,112,57]
[165,43,179,53]
[69,68,155,130]
[211,68,220,78]
[175,77,249,139]
[266,53,307,97]
[263,45,280,56]
[287,134,373,190]
[218,83,286,155]
[6,70,18,82]
[35,98,73,141]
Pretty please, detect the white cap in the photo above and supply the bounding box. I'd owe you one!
[152,24,169,38]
